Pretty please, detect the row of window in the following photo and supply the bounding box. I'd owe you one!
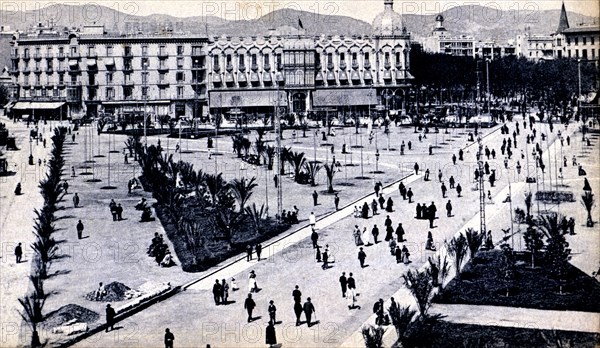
[566,36,597,46]
[16,45,203,58]
[20,86,192,100]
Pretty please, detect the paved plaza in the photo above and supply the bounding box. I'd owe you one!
[2,111,598,347]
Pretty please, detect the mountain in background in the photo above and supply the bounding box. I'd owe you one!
[0,4,598,68]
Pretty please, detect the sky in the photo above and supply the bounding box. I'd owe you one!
[4,0,599,23]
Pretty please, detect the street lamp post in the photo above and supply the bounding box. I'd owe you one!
[577,59,582,117]
[143,62,148,149]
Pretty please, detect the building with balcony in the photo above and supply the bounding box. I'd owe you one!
[8,0,412,121]
[552,3,600,61]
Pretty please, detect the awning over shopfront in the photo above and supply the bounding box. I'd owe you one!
[263,72,272,82]
[350,71,360,81]
[250,72,260,82]
[312,89,378,107]
[212,74,221,83]
[12,102,65,110]
[209,90,287,108]
[103,58,115,66]
[68,60,79,67]
[238,73,247,83]
[87,59,97,67]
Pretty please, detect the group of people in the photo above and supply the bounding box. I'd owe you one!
[108,199,124,221]
[147,233,175,267]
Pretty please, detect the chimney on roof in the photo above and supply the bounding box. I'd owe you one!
[556,2,569,33]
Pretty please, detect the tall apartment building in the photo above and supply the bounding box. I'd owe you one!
[8,24,208,120]
[422,15,476,57]
[7,0,413,121]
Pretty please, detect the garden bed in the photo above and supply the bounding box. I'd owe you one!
[155,205,291,272]
[394,320,600,348]
[434,250,600,312]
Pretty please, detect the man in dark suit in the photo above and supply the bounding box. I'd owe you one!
[292,285,302,303]
[105,304,116,332]
[244,293,256,322]
[339,272,347,298]
[164,328,174,348]
[303,297,315,327]
[212,279,221,305]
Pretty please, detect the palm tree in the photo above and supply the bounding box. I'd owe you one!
[523,225,544,268]
[289,151,307,182]
[18,294,44,347]
[402,269,434,316]
[524,191,533,223]
[230,177,258,212]
[465,228,484,261]
[581,191,595,227]
[324,163,336,193]
[303,161,322,186]
[361,325,384,348]
[446,234,468,279]
[31,236,58,279]
[254,138,265,165]
[244,203,268,235]
[205,173,228,206]
[264,145,276,170]
[535,213,564,240]
[280,146,292,175]
[427,255,449,288]
[387,305,416,342]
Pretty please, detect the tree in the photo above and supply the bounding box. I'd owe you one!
[205,173,229,207]
[289,151,306,182]
[427,255,449,288]
[523,225,544,268]
[581,191,595,227]
[402,269,434,316]
[18,295,44,347]
[524,191,533,223]
[324,163,336,193]
[264,145,276,170]
[465,228,484,261]
[303,161,322,186]
[387,305,416,344]
[361,325,384,348]
[230,177,257,212]
[244,203,268,235]
[545,230,572,295]
[446,234,468,279]
[498,243,516,297]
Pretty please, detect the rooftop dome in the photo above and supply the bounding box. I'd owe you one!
[372,0,404,36]
[435,14,444,22]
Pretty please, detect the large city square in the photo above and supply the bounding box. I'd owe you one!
[0,1,599,347]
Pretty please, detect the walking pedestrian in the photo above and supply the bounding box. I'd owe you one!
[446,200,452,217]
[428,202,437,228]
[456,183,462,197]
[311,228,319,248]
[268,300,277,325]
[244,293,256,322]
[164,328,174,348]
[402,245,411,264]
[424,169,430,181]
[386,197,394,212]
[378,194,385,209]
[309,212,316,227]
[358,247,367,268]
[212,279,222,305]
[321,246,329,269]
[406,188,414,203]
[438,170,443,182]
[116,204,123,221]
[256,243,262,261]
[452,153,457,165]
[221,279,229,304]
[441,183,447,198]
[425,231,436,251]
[347,273,356,298]
[266,322,277,347]
[414,162,419,175]
[395,223,405,242]
[293,285,302,303]
[385,224,394,242]
[312,190,319,206]
[449,175,455,189]
[459,149,464,161]
[63,180,69,194]
[334,194,340,211]
[76,220,84,239]
[15,243,23,263]
[371,225,379,244]
[246,244,253,261]
[73,193,80,208]
[273,174,278,188]
[105,304,116,332]
[339,272,347,297]
[303,298,315,327]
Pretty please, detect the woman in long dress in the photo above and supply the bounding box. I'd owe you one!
[402,245,410,264]
[248,271,258,293]
[362,227,372,246]
[353,226,364,246]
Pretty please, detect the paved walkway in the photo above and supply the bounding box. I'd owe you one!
[0,117,54,347]
[429,304,600,333]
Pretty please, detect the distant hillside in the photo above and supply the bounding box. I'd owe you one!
[0,4,598,68]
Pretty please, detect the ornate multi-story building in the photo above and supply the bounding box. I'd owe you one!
[7,0,413,121]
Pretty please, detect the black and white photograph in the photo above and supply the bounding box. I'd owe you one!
[0,0,598,346]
